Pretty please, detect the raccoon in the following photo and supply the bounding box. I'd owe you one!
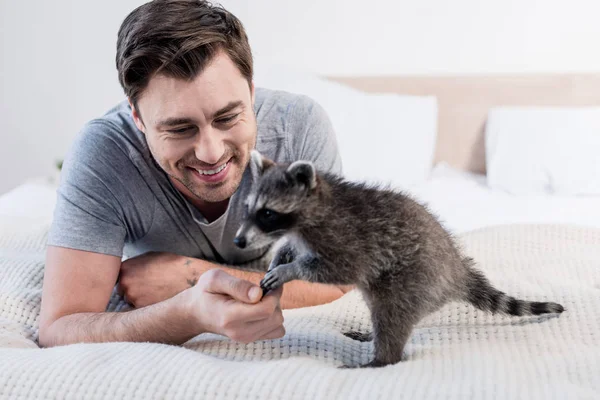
[233,150,565,368]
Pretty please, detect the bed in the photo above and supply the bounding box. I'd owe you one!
[1,72,599,399]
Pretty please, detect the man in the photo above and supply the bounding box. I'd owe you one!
[39,0,349,348]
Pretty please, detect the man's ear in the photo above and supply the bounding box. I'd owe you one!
[128,98,146,133]
[286,160,317,189]
[250,150,275,179]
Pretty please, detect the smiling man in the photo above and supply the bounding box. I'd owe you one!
[38,0,345,348]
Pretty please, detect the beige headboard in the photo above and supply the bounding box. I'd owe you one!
[329,74,600,174]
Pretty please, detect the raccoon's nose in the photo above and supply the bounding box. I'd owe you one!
[233,236,246,249]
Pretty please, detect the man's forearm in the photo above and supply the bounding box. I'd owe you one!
[39,291,195,347]
[119,252,354,310]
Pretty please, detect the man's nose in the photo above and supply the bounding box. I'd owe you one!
[194,127,225,165]
[233,236,246,249]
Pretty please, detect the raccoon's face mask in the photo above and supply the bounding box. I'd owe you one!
[233,150,317,249]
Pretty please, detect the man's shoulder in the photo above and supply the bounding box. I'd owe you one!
[254,87,321,124]
[254,87,316,108]
[252,87,340,174]
[254,87,325,143]
[73,100,147,159]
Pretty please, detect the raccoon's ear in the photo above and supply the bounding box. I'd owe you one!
[286,160,317,190]
[250,149,275,178]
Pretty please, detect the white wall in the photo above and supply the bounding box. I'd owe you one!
[1,0,600,194]
[230,0,600,76]
[0,0,147,195]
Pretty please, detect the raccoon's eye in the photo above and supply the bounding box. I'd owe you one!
[257,208,279,224]
[255,208,295,232]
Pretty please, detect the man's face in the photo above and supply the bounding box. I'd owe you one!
[131,51,256,205]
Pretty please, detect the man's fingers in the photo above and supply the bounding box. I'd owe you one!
[338,285,355,294]
[202,269,262,304]
[261,285,283,301]
[258,325,286,341]
[243,310,285,342]
[222,291,282,324]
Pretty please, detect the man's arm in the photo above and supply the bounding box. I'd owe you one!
[118,252,353,310]
[39,246,284,347]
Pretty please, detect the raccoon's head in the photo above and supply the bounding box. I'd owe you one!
[233,150,318,249]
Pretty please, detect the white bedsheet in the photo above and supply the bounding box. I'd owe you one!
[1,220,599,399]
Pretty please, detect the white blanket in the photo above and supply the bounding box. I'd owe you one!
[1,215,599,399]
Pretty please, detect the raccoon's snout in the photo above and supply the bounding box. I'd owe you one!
[233,236,247,249]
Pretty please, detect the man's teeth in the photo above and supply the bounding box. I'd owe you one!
[196,162,228,176]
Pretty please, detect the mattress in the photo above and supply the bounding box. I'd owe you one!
[0,170,599,399]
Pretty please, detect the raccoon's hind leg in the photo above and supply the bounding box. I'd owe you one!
[341,283,422,368]
[342,308,416,368]
[461,257,565,316]
[343,331,373,342]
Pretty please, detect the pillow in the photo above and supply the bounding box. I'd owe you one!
[253,62,438,189]
[0,180,57,218]
[485,107,600,196]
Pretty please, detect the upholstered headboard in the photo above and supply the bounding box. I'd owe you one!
[329,74,600,173]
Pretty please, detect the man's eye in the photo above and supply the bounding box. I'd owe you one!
[168,126,194,134]
[215,114,239,125]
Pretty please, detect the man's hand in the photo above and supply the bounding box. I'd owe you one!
[184,269,285,343]
[118,252,195,308]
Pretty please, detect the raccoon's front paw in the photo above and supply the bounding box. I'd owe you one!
[260,268,283,293]
[260,264,295,294]
[267,250,295,272]
[266,261,278,273]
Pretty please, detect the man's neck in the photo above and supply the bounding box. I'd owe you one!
[169,178,230,223]
[190,198,229,223]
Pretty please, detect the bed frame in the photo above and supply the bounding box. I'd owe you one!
[329,74,600,174]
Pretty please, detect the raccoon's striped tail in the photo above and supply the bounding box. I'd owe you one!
[462,258,565,316]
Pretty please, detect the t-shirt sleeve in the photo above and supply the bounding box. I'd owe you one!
[288,95,343,175]
[47,121,154,257]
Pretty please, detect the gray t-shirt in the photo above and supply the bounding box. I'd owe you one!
[47,88,342,265]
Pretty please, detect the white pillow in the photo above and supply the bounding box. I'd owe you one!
[0,180,57,218]
[485,107,600,196]
[253,62,438,189]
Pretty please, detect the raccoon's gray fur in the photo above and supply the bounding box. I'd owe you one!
[234,150,565,368]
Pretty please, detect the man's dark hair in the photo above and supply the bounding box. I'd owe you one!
[116,0,253,109]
